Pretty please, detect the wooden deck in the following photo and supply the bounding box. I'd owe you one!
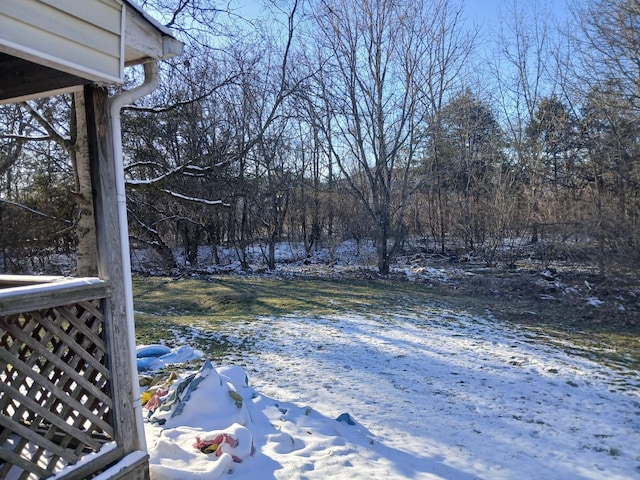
[0,276,147,480]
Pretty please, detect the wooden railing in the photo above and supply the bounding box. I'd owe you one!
[0,276,140,480]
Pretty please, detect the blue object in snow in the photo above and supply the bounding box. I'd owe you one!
[137,344,171,358]
[137,356,161,371]
[336,413,356,425]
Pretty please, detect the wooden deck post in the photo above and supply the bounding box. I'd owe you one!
[84,83,145,460]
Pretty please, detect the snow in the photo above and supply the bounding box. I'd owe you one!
[133,240,455,284]
[92,451,148,480]
[125,0,177,38]
[140,307,640,479]
[587,297,605,307]
[48,443,118,479]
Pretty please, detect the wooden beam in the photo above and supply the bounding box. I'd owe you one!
[0,278,108,316]
[90,451,150,480]
[0,274,64,287]
[84,83,141,455]
[56,447,127,480]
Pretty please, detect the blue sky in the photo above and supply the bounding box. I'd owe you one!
[236,1,573,29]
[466,0,513,25]
[465,0,504,24]
[464,0,571,28]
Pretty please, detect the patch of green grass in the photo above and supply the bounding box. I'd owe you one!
[132,275,640,372]
[132,276,441,357]
[430,281,640,372]
[133,275,439,321]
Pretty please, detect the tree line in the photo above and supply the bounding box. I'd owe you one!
[1,0,638,275]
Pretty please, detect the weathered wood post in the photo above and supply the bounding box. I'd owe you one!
[85,83,149,478]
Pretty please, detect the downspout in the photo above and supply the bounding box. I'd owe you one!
[108,61,159,452]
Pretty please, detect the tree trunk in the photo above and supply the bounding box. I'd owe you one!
[376,210,390,274]
[73,90,98,277]
[268,231,276,270]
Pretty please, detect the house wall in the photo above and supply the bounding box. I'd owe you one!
[0,0,124,84]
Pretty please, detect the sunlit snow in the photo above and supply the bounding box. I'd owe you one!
[141,306,640,479]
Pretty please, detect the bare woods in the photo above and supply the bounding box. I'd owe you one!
[1,0,638,276]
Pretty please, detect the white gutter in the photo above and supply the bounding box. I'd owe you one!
[108,61,159,452]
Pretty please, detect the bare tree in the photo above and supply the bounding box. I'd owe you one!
[70,91,98,275]
[116,0,304,270]
[572,0,640,112]
[492,0,559,245]
[429,89,505,252]
[0,98,79,273]
[308,0,471,273]
[0,95,97,274]
[568,0,640,271]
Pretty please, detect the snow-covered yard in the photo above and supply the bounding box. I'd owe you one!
[141,303,640,479]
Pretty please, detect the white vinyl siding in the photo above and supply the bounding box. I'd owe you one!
[0,0,125,83]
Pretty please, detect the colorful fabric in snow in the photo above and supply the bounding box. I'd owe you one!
[193,433,244,463]
[148,359,216,425]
